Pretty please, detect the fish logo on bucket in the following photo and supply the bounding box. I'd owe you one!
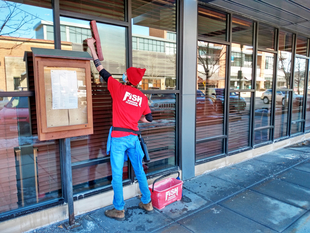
[165,187,178,201]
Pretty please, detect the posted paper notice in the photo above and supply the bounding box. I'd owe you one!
[51,70,78,109]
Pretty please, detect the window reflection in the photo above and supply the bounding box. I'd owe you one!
[228,92,250,151]
[306,65,310,131]
[230,44,253,90]
[196,42,226,160]
[254,51,274,144]
[140,93,176,172]
[0,96,61,213]
[0,1,62,214]
[291,57,306,134]
[198,5,227,41]
[132,0,177,90]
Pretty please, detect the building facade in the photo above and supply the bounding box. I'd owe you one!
[0,0,310,231]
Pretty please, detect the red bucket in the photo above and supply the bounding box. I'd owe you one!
[149,172,183,210]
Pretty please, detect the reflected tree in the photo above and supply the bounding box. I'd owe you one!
[0,0,37,37]
[197,42,226,94]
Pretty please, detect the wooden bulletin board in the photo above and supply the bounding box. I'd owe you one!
[32,48,93,141]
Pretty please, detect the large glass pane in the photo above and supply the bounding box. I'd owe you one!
[255,52,274,127]
[230,44,253,90]
[0,0,61,214]
[196,42,226,160]
[254,128,270,145]
[198,5,227,42]
[232,15,253,46]
[59,17,127,193]
[296,36,308,56]
[228,92,250,151]
[59,0,125,21]
[140,93,176,173]
[196,139,223,161]
[291,57,306,134]
[0,96,61,213]
[258,23,275,51]
[132,0,177,90]
[0,0,53,92]
[274,91,289,139]
[275,31,293,139]
[60,17,126,82]
[306,65,310,131]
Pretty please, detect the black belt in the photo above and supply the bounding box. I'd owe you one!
[112,127,141,135]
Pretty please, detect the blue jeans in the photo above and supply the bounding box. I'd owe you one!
[110,135,151,210]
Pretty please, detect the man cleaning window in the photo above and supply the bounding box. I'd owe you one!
[86,37,153,221]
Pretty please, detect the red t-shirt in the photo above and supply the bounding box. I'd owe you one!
[108,77,151,137]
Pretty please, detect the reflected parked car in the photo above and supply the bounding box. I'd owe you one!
[196,89,213,113]
[210,88,246,112]
[261,89,302,106]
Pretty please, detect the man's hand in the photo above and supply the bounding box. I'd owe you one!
[85,37,103,72]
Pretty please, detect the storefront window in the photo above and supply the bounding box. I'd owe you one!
[306,64,310,131]
[198,5,227,42]
[291,57,306,134]
[58,17,127,193]
[275,31,292,139]
[230,44,253,90]
[228,91,251,151]
[296,36,308,56]
[258,23,275,51]
[59,0,125,21]
[254,52,275,144]
[140,94,176,172]
[132,0,177,90]
[0,1,62,215]
[196,42,226,160]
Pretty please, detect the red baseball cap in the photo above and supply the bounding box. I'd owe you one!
[126,67,146,86]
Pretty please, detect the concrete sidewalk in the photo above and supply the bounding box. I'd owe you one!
[29,141,310,233]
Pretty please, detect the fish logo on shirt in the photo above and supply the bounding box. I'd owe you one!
[123,91,142,107]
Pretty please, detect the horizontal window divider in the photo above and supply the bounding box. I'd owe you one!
[59,11,129,27]
[290,132,304,137]
[258,48,277,54]
[274,136,289,143]
[291,119,305,123]
[228,146,252,156]
[196,135,227,143]
[295,54,310,60]
[254,125,274,131]
[229,89,255,92]
[253,141,272,149]
[73,181,130,201]
[276,89,293,92]
[72,157,110,169]
[142,90,180,94]
[0,198,64,222]
[196,153,226,165]
[197,36,230,45]
[0,91,34,97]
[145,166,179,180]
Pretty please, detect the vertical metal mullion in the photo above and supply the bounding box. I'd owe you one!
[127,0,132,68]
[126,0,134,182]
[176,0,182,165]
[288,34,297,136]
[52,0,61,49]
[250,22,258,147]
[270,28,279,141]
[224,13,232,155]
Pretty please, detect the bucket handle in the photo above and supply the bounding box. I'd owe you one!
[152,171,180,192]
